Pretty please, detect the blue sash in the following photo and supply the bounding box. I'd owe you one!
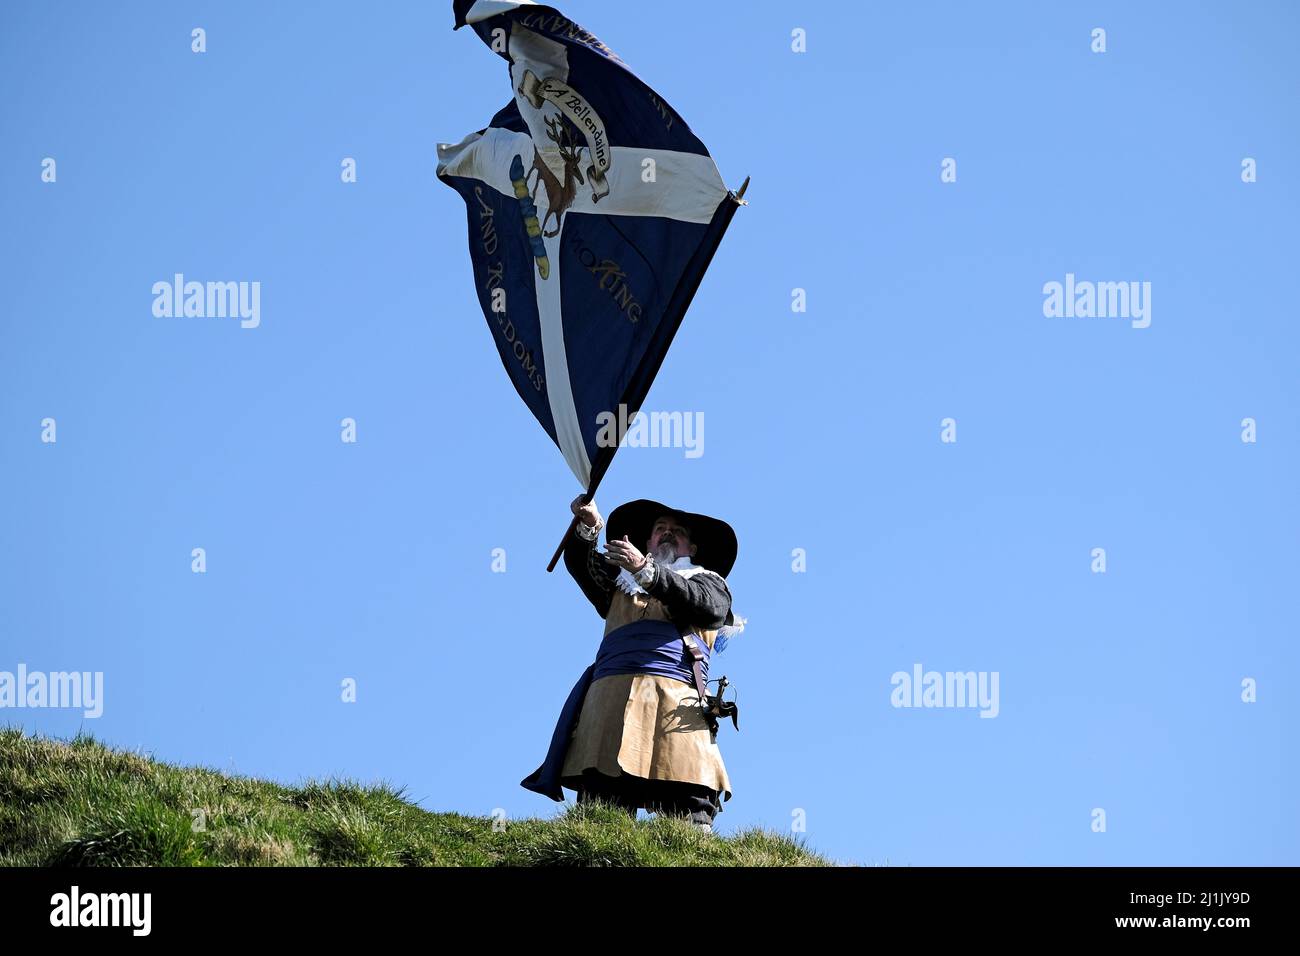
[520,619,710,801]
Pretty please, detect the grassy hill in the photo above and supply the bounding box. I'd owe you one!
[0,728,831,866]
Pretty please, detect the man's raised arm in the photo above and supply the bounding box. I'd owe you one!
[562,496,615,618]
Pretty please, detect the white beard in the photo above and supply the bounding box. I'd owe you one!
[651,542,679,564]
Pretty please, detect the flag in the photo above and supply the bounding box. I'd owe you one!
[436,0,743,492]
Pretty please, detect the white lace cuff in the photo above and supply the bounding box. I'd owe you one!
[633,555,656,585]
[575,520,601,542]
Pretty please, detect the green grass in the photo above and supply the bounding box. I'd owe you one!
[0,727,832,867]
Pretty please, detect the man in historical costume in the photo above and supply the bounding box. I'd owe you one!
[521,496,743,832]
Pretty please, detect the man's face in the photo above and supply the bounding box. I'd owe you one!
[647,515,695,563]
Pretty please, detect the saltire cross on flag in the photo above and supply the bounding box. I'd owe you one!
[436,0,745,517]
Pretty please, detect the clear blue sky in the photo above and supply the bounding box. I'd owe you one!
[2,0,1296,865]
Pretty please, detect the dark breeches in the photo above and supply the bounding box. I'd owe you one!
[573,769,721,826]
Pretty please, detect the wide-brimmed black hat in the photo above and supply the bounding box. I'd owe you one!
[605,499,738,578]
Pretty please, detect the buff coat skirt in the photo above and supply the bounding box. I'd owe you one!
[559,672,732,801]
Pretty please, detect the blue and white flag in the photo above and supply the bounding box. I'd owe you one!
[437,0,743,492]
